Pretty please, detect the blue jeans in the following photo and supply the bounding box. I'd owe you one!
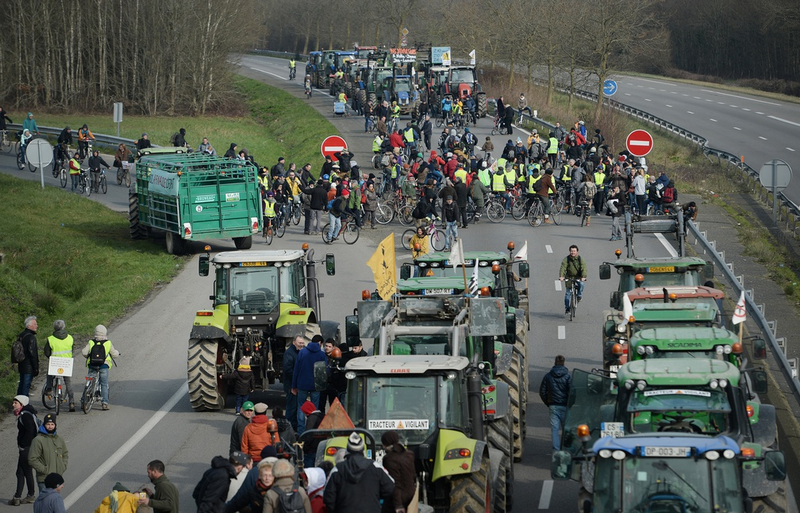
[296,389,320,436]
[564,280,585,310]
[328,213,341,240]
[88,366,110,405]
[235,394,249,413]
[549,405,567,451]
[445,221,458,250]
[17,373,33,396]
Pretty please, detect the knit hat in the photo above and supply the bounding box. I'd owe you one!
[239,356,251,367]
[346,432,365,454]
[44,473,64,489]
[94,325,108,340]
[230,450,252,466]
[272,459,295,479]
[260,445,278,461]
[13,395,29,407]
[300,401,316,416]
[381,430,400,448]
[342,189,350,196]
[254,402,268,414]
[43,413,56,425]
[112,482,130,492]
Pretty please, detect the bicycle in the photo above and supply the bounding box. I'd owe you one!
[401,217,446,252]
[322,214,360,244]
[263,216,278,245]
[274,207,287,238]
[42,374,68,415]
[87,168,108,195]
[490,116,511,136]
[579,200,590,227]
[564,278,583,321]
[81,373,102,413]
[53,145,69,188]
[289,66,297,81]
[366,114,378,133]
[77,169,90,195]
[527,194,562,226]
[116,161,132,187]
[0,129,13,154]
[288,199,302,226]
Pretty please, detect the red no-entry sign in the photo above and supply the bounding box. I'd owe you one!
[626,129,653,157]
[320,135,348,160]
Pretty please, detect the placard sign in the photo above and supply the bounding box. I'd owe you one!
[48,357,74,377]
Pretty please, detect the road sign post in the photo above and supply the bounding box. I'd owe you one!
[759,159,793,224]
[113,102,123,137]
[320,135,348,161]
[603,79,618,96]
[625,129,653,157]
[26,138,53,189]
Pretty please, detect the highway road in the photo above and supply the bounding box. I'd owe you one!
[0,54,788,511]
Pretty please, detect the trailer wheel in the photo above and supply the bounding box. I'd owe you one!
[188,338,226,410]
[165,231,185,255]
[449,452,491,513]
[477,93,488,118]
[488,413,514,512]
[128,192,147,240]
[234,236,252,250]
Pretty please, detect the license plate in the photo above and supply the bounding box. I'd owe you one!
[647,266,675,273]
[424,288,453,295]
[601,422,624,438]
[644,446,690,457]
[609,365,620,373]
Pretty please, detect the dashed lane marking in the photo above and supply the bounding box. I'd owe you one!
[769,115,800,128]
[554,280,562,291]
[545,245,553,253]
[701,89,780,106]
[655,233,679,257]
[249,66,286,80]
[539,480,554,509]
[558,326,566,339]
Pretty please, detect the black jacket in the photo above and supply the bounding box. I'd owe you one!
[88,155,110,170]
[136,137,152,150]
[334,151,352,173]
[57,128,73,146]
[18,328,38,375]
[442,201,460,223]
[539,365,571,407]
[381,445,416,512]
[17,404,39,448]
[283,344,300,393]
[193,456,237,513]
[303,184,329,211]
[454,181,468,208]
[324,452,395,513]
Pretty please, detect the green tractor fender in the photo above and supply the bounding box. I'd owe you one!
[275,306,316,339]
[191,306,230,341]
[432,430,486,482]
[750,403,778,449]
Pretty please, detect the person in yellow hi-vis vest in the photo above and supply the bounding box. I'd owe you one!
[69,154,81,193]
[80,325,120,410]
[44,320,76,411]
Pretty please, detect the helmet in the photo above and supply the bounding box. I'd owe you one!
[322,174,329,180]
[331,347,342,358]
[267,419,279,433]
[464,127,470,133]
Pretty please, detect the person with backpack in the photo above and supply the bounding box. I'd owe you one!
[193,451,252,513]
[578,174,597,226]
[11,395,39,505]
[324,432,394,513]
[28,414,68,493]
[263,459,312,513]
[14,316,39,397]
[79,325,120,411]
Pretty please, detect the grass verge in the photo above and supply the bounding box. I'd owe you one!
[8,76,338,175]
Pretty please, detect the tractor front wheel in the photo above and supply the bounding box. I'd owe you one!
[188,338,227,410]
[449,452,492,513]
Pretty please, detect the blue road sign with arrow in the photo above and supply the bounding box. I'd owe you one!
[603,79,618,96]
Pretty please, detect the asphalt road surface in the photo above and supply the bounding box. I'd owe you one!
[0,54,789,511]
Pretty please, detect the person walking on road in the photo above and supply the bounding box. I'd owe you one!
[193,451,251,512]
[262,459,312,513]
[241,402,279,463]
[33,473,66,513]
[539,355,572,451]
[16,316,39,397]
[43,320,76,412]
[10,395,38,505]
[292,335,326,435]
[283,336,305,431]
[380,430,416,513]
[230,401,255,455]
[138,460,179,513]
[80,325,120,411]
[323,432,395,513]
[28,414,68,493]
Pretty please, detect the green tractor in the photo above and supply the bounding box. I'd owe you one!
[629,326,746,367]
[187,247,337,410]
[561,359,781,502]
[602,285,724,371]
[552,433,785,513]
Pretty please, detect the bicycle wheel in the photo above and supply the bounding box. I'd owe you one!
[486,202,506,223]
[28,161,36,173]
[343,223,360,244]
[86,179,93,197]
[465,202,476,223]
[431,229,447,251]
[263,227,273,245]
[276,217,286,238]
[511,199,528,220]
[55,383,62,416]
[569,287,577,321]
[374,202,393,225]
[401,229,415,250]
[116,168,123,185]
[291,205,301,225]
[321,224,333,244]
[550,202,562,225]
[372,154,381,169]
[491,128,499,136]
[16,152,24,170]
[100,175,107,194]
[124,170,131,188]
[581,209,588,227]
[42,382,56,410]
[435,117,444,128]
[59,168,67,188]
[82,379,96,413]
[528,202,544,227]
[398,205,415,226]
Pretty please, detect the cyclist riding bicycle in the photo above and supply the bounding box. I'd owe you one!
[19,129,33,164]
[559,245,587,316]
[263,191,277,234]
[78,124,95,159]
[56,126,73,163]
[87,150,111,189]
[80,324,120,410]
[44,320,76,412]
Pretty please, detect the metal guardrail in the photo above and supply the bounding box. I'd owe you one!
[6,123,143,153]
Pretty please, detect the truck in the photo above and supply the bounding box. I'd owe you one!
[561,359,781,501]
[602,285,725,370]
[129,150,261,254]
[552,433,786,512]
[187,246,338,410]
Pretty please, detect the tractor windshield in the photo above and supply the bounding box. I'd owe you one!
[391,335,452,356]
[593,456,743,512]
[449,69,475,83]
[626,388,731,434]
[226,267,280,315]
[348,375,465,445]
[395,77,412,92]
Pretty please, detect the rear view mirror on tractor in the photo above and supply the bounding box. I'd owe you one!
[764,451,787,481]
[400,264,411,280]
[752,338,767,359]
[752,370,768,395]
[199,254,209,277]
[326,253,336,275]
[599,264,611,280]
[518,261,530,278]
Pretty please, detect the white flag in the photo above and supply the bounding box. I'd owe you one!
[732,291,746,325]
[469,259,480,295]
[449,238,465,267]
[469,49,476,66]
[514,241,528,261]
[621,292,633,325]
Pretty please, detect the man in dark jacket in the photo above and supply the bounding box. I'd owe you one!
[17,316,39,396]
[539,355,571,451]
[283,336,305,431]
[139,460,179,512]
[324,432,394,512]
[292,335,327,435]
[11,395,38,505]
[193,452,250,513]
[421,115,432,152]
[302,180,328,235]
[136,133,152,151]
[380,431,415,513]
[230,401,255,454]
[454,176,469,228]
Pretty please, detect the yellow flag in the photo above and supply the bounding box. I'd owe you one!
[366,233,397,300]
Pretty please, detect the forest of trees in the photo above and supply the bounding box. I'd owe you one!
[2,0,797,115]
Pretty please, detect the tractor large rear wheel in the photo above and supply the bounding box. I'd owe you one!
[368,92,378,111]
[488,414,514,512]
[500,345,526,462]
[449,452,492,513]
[477,93,488,118]
[188,338,226,410]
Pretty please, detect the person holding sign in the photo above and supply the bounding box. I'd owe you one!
[43,320,77,412]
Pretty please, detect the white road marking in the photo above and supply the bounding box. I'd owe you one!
[701,89,780,105]
[645,98,651,102]
[733,127,742,131]
[756,111,764,115]
[742,108,751,111]
[655,233,679,257]
[249,66,286,80]
[545,244,553,253]
[710,119,717,122]
[729,105,738,108]
[64,383,188,509]
[558,326,566,339]
[624,93,631,96]
[705,99,712,102]
[693,96,700,99]
[788,148,796,152]
[665,104,673,108]
[687,111,694,115]
[539,480,554,509]
[554,280,562,291]
[768,115,800,128]
[759,136,768,140]
[682,93,688,97]
[717,102,726,105]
